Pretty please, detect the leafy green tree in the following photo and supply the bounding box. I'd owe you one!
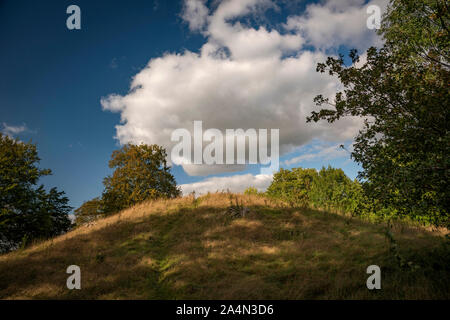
[266,168,318,207]
[102,144,181,214]
[307,0,449,226]
[74,197,104,226]
[309,166,362,213]
[380,0,449,69]
[0,133,72,252]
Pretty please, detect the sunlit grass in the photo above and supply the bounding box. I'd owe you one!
[0,193,448,299]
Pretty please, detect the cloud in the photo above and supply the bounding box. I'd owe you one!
[1,123,28,137]
[102,0,385,176]
[182,0,209,32]
[284,142,352,166]
[284,0,389,51]
[180,173,273,195]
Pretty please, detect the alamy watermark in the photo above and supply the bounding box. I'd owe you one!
[366,265,381,289]
[366,5,381,30]
[171,121,279,175]
[66,265,81,289]
[64,264,380,291]
[66,5,81,30]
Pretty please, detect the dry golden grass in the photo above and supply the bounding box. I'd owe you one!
[0,193,448,299]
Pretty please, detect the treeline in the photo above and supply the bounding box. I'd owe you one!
[265,167,361,214]
[261,166,447,227]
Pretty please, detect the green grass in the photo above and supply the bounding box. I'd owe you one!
[0,193,448,299]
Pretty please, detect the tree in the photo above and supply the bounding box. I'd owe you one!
[380,0,449,69]
[307,0,449,226]
[266,167,318,207]
[0,133,72,252]
[102,144,181,214]
[74,197,104,226]
[309,166,362,213]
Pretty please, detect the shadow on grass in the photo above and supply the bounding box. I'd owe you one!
[0,201,448,299]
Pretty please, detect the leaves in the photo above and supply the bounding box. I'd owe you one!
[267,167,318,207]
[266,166,362,213]
[308,0,449,227]
[101,144,181,214]
[0,134,71,253]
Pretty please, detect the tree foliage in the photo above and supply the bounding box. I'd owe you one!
[74,197,103,226]
[309,166,362,213]
[267,166,361,213]
[380,0,449,68]
[266,168,318,207]
[307,0,449,226]
[0,133,71,253]
[100,144,180,215]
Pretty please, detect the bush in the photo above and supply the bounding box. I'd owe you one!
[266,168,318,207]
[309,166,362,213]
[266,166,364,214]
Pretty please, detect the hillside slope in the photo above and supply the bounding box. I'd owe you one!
[0,193,448,299]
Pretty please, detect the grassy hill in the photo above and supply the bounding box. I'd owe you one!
[0,193,448,299]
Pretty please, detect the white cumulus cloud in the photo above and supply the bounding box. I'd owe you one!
[182,0,209,32]
[284,0,388,51]
[101,0,385,176]
[180,173,273,195]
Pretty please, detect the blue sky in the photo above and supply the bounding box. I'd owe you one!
[1,0,384,210]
